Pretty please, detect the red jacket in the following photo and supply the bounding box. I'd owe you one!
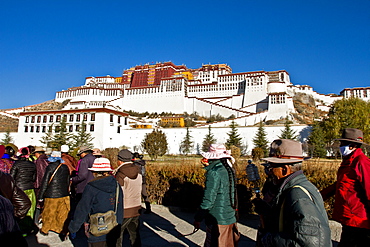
[333,148,370,229]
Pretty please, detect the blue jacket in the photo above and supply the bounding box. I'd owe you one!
[69,175,123,243]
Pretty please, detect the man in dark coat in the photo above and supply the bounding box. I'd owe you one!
[254,139,331,247]
[71,146,95,201]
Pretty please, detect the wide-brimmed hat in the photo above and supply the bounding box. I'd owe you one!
[88,158,112,172]
[262,139,311,164]
[335,128,368,145]
[78,146,92,155]
[34,146,45,153]
[201,144,232,159]
[93,148,102,156]
[118,149,133,162]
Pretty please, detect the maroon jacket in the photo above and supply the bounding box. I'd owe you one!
[333,148,370,229]
[34,154,49,189]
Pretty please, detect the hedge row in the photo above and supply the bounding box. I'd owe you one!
[143,157,340,217]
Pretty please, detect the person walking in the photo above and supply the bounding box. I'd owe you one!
[10,146,38,236]
[38,151,70,239]
[254,139,331,247]
[194,144,239,247]
[114,149,142,247]
[133,152,151,214]
[71,146,95,201]
[69,158,123,247]
[321,128,370,247]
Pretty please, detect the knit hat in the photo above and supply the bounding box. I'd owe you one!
[262,139,310,164]
[201,144,232,159]
[88,158,112,172]
[117,149,133,162]
[61,145,69,153]
[335,128,368,145]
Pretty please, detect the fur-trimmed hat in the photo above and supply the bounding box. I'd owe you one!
[78,146,92,155]
[262,139,311,164]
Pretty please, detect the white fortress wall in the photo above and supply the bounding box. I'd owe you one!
[111,124,311,155]
[9,124,311,155]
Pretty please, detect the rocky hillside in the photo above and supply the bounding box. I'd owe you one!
[291,93,328,124]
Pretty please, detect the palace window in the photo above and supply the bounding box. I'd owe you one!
[43,116,47,123]
[49,115,54,122]
[75,125,80,131]
[91,113,95,121]
[48,126,52,132]
[90,124,94,132]
[118,116,121,124]
[42,126,46,133]
[69,115,74,122]
[83,113,88,121]
[117,126,120,133]
[24,126,28,132]
[37,116,41,123]
[30,126,34,132]
[56,115,61,122]
[69,125,73,132]
[76,114,81,122]
[25,116,29,123]
[110,114,114,122]
[31,116,35,123]
[36,126,40,133]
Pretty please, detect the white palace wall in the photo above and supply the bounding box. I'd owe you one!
[4,125,311,155]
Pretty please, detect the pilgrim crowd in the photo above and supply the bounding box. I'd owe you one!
[0,128,369,247]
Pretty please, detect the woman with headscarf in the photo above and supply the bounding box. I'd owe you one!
[38,151,71,239]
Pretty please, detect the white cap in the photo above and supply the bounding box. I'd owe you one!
[61,145,69,153]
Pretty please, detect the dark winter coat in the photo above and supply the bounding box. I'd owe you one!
[0,171,31,219]
[10,158,36,191]
[69,175,123,243]
[38,161,70,199]
[71,153,95,194]
[262,170,331,247]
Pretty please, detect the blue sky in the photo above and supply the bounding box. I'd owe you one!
[1,0,369,109]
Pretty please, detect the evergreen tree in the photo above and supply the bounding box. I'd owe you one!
[225,121,242,148]
[278,116,298,140]
[52,117,73,150]
[40,124,56,149]
[141,129,168,161]
[0,129,14,145]
[253,122,269,156]
[71,121,94,150]
[308,121,327,158]
[180,127,193,155]
[202,126,217,152]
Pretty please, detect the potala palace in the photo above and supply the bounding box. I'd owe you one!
[2,62,369,154]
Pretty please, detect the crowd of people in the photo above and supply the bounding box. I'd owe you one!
[0,127,369,247]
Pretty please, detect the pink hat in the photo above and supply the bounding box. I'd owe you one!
[88,158,112,172]
[201,144,232,159]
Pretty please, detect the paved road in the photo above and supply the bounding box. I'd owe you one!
[26,204,341,246]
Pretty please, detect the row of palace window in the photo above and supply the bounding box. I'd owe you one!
[24,124,123,134]
[25,113,96,124]
[24,124,95,133]
[25,114,126,124]
[270,94,286,104]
